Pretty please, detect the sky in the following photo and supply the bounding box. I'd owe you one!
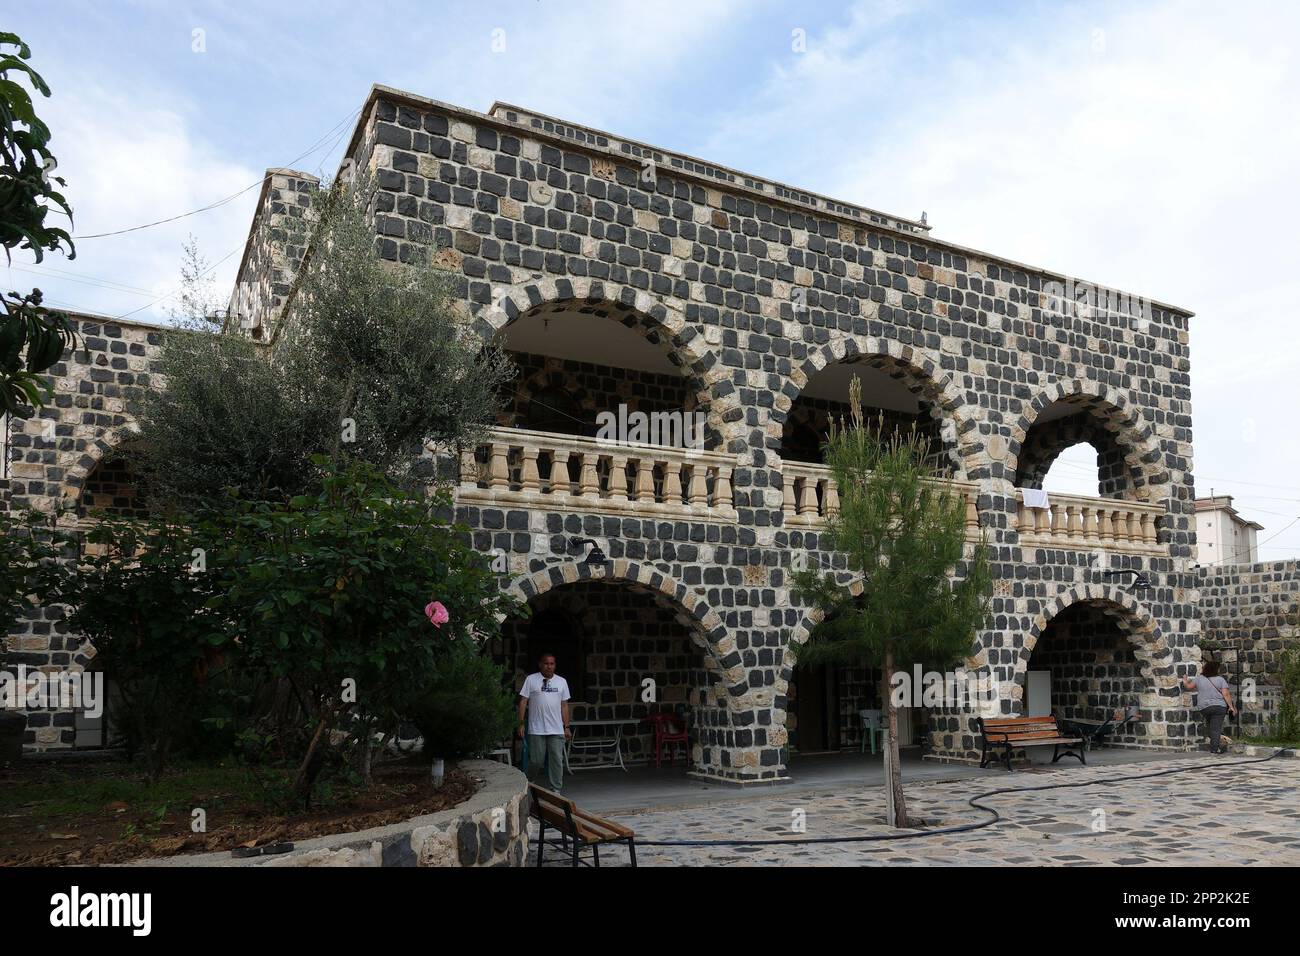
[9,0,1300,561]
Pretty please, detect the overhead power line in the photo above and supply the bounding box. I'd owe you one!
[71,106,363,240]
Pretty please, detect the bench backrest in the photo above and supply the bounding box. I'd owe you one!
[528,784,634,844]
[979,716,1063,741]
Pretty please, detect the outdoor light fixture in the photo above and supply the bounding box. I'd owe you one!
[1102,569,1152,592]
[570,537,607,565]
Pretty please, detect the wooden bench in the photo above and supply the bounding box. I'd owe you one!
[976,716,1085,771]
[528,784,637,867]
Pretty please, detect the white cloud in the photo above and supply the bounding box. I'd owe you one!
[8,72,261,323]
[700,0,1300,557]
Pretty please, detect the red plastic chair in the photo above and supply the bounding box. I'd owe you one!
[648,712,689,768]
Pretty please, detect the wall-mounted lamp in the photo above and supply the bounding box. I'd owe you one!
[1102,569,1152,592]
[569,537,607,565]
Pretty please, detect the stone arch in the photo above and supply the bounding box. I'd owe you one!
[1012,584,1181,707]
[780,577,866,696]
[1008,380,1167,502]
[773,338,981,480]
[472,279,732,434]
[60,423,142,514]
[502,560,746,703]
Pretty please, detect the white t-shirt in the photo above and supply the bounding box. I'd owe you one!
[519,673,571,735]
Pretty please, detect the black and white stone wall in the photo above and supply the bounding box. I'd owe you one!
[6,88,1212,774]
[1197,560,1300,735]
[337,88,1202,777]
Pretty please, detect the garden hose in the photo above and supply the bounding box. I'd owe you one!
[632,747,1292,848]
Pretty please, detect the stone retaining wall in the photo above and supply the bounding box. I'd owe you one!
[133,759,528,867]
[1197,560,1300,735]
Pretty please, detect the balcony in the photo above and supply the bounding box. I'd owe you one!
[456,427,737,522]
[1016,492,1162,554]
[780,460,982,536]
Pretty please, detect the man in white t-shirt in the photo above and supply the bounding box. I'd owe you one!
[517,653,572,792]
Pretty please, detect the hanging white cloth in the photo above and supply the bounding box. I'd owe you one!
[1020,487,1051,510]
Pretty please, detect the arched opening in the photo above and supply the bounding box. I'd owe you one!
[779,357,952,474]
[493,578,717,771]
[788,599,930,760]
[494,298,714,448]
[1021,597,1160,750]
[77,448,149,519]
[1015,396,1140,499]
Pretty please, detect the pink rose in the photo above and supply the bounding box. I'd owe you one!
[425,600,450,628]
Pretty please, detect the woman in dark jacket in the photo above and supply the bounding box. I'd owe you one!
[1181,660,1237,754]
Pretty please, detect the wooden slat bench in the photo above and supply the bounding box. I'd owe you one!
[976,716,1085,771]
[528,784,637,867]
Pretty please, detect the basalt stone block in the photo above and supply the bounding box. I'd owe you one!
[456,820,478,866]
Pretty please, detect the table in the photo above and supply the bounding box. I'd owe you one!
[565,719,640,772]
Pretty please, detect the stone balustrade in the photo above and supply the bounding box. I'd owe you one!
[456,427,737,521]
[780,460,982,536]
[1016,492,1163,554]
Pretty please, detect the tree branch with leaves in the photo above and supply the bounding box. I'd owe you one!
[0,32,77,415]
[792,374,992,828]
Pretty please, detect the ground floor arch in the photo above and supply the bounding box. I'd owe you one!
[497,562,752,778]
[1011,586,1186,748]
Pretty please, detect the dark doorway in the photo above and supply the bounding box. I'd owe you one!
[522,607,585,697]
[793,664,841,752]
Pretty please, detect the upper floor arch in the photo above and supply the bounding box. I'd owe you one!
[474,279,735,451]
[60,423,143,518]
[1009,380,1168,502]
[773,337,981,480]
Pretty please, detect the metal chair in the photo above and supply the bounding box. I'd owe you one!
[859,709,884,754]
[648,712,689,767]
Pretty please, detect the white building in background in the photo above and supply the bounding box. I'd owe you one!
[1195,495,1263,565]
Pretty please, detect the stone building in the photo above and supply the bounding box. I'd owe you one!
[6,84,1236,776]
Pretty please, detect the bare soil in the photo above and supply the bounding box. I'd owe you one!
[0,758,479,866]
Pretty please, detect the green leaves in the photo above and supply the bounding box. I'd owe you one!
[0,34,77,416]
[0,33,74,263]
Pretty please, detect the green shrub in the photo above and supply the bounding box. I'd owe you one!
[406,643,516,760]
[65,517,231,781]
[1271,645,1300,743]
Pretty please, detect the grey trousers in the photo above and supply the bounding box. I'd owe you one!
[527,733,567,791]
[1201,705,1229,751]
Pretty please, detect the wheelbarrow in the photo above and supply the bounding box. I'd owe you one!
[1057,707,1139,752]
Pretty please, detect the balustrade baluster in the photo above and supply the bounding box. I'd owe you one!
[799,477,819,517]
[520,447,541,492]
[824,479,840,518]
[664,460,683,504]
[688,463,708,507]
[609,454,629,502]
[549,450,570,496]
[716,466,733,510]
[579,452,600,498]
[489,443,509,490]
[460,447,480,487]
[635,457,655,503]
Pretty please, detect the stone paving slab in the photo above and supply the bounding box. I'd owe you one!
[532,752,1300,866]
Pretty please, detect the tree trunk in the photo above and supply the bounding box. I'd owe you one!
[292,711,332,797]
[883,642,910,828]
[356,728,375,785]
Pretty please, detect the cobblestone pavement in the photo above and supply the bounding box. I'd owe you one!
[533,753,1300,866]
